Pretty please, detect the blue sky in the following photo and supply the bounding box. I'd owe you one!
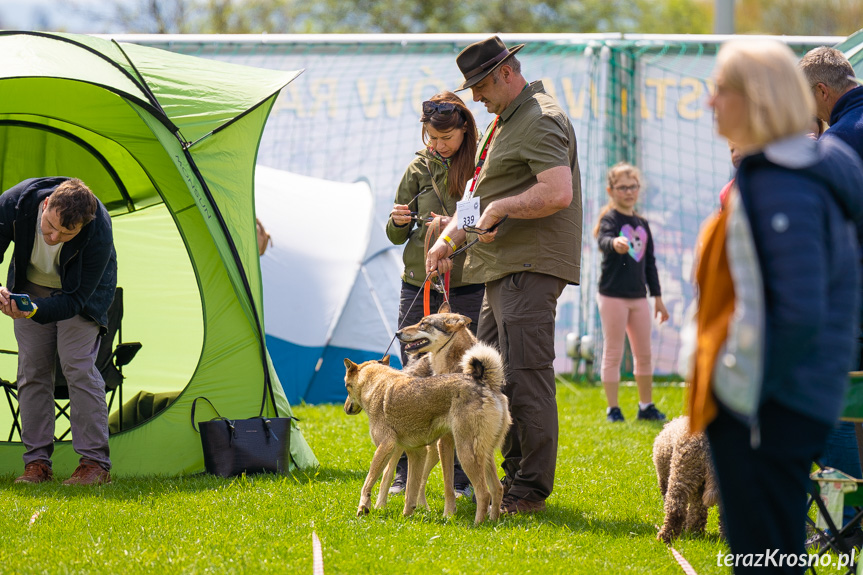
[0,0,109,33]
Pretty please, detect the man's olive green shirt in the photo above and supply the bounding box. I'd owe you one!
[464,81,582,285]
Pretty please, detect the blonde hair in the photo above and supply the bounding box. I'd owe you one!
[715,39,815,149]
[593,162,643,238]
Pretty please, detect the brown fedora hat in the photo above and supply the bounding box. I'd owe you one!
[455,36,525,91]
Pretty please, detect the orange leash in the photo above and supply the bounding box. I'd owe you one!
[423,216,450,315]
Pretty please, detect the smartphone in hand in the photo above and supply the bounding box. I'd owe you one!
[9,293,34,312]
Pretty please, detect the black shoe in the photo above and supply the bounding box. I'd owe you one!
[607,407,625,423]
[455,483,474,500]
[637,403,666,421]
[808,528,863,552]
[500,475,513,497]
[846,529,863,550]
[806,530,829,551]
[389,469,406,495]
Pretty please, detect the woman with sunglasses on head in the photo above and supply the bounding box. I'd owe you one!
[385,91,485,498]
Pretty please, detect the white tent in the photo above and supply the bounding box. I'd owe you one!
[255,165,404,404]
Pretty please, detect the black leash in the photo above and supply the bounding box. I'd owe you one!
[380,214,509,361]
[450,214,508,259]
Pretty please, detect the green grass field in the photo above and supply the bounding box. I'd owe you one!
[0,378,734,574]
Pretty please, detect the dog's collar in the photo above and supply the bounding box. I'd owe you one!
[437,331,458,354]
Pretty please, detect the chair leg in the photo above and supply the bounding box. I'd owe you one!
[11,403,20,442]
[54,401,72,441]
[106,387,120,435]
[3,386,21,442]
[118,381,123,432]
[811,486,854,557]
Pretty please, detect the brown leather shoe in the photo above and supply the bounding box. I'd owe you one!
[63,459,111,486]
[500,493,546,515]
[14,460,53,484]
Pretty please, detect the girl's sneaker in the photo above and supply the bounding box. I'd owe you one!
[606,407,625,422]
[637,403,666,421]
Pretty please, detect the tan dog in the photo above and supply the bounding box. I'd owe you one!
[394,306,489,502]
[343,342,510,524]
[653,416,724,543]
[396,302,479,377]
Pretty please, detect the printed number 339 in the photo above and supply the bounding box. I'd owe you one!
[456,198,480,230]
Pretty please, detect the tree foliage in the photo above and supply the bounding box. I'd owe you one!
[70,0,710,34]
[68,0,862,36]
[737,0,863,36]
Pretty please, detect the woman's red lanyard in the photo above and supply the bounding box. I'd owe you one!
[466,116,499,198]
[423,216,450,315]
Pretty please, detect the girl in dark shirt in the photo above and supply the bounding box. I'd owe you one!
[594,162,669,423]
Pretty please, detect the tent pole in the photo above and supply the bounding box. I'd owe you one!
[177,146,277,417]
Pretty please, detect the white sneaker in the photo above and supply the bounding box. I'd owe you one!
[388,473,406,495]
[455,484,474,500]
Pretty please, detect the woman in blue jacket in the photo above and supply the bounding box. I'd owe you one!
[690,39,863,573]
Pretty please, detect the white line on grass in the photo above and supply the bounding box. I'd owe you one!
[670,546,699,575]
[313,531,325,575]
[28,506,47,527]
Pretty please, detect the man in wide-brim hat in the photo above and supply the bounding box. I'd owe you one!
[455,35,525,92]
[426,35,583,516]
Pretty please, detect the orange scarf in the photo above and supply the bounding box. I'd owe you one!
[687,204,736,433]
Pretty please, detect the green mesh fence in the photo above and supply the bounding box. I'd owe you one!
[603,38,834,376]
[130,34,840,379]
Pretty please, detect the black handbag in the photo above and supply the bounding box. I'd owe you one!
[190,276,297,477]
[191,397,295,477]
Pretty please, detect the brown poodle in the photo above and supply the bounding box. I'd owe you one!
[653,416,724,543]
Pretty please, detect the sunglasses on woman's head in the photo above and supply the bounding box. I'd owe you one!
[422,101,457,117]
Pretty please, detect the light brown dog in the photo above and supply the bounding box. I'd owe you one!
[653,416,724,543]
[392,305,490,500]
[396,303,479,378]
[343,341,510,524]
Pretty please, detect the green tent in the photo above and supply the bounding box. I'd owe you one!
[0,31,317,475]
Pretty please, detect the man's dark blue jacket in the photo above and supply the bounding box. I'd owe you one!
[824,85,863,156]
[822,86,863,364]
[0,177,117,331]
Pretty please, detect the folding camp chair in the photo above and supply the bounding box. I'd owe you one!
[0,287,141,441]
[806,371,863,575]
[808,466,863,574]
[0,355,20,442]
